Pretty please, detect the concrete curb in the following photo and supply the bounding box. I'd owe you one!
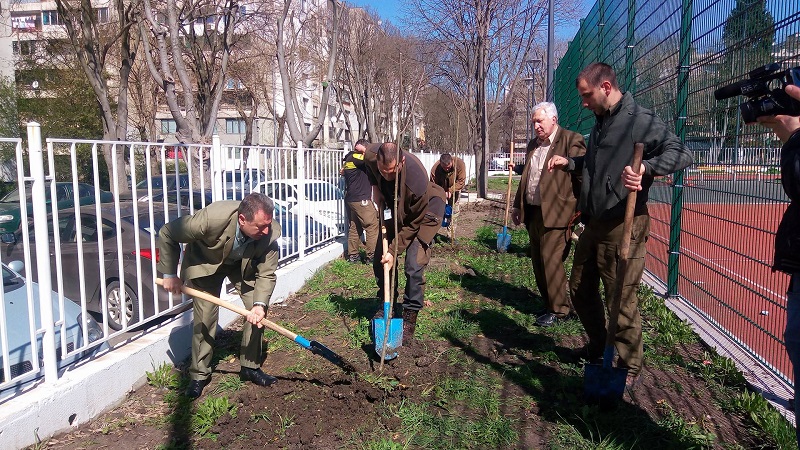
[0,242,343,450]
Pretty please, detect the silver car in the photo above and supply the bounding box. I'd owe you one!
[0,260,106,399]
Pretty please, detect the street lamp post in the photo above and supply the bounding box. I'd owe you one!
[525,58,541,142]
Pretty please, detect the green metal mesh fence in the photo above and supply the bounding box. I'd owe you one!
[555,0,800,389]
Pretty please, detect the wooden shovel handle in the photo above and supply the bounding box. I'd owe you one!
[618,143,645,262]
[382,226,390,306]
[503,139,514,228]
[155,278,300,342]
[606,143,644,346]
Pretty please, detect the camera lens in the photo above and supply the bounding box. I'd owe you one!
[741,97,787,124]
[739,101,760,124]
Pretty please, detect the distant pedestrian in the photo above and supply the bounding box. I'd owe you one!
[511,102,586,327]
[756,83,800,448]
[158,193,282,399]
[430,153,466,207]
[549,62,693,386]
[341,138,379,263]
[365,143,446,344]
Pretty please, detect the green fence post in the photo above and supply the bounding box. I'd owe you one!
[668,0,693,298]
[623,0,636,92]
[598,0,605,62]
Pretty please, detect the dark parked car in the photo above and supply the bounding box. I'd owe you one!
[0,182,114,240]
[0,260,106,398]
[133,174,191,202]
[149,190,214,211]
[2,202,188,330]
[224,169,265,200]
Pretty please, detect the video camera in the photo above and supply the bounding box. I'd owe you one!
[714,63,800,123]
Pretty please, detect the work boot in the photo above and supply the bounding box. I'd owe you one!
[240,367,277,387]
[364,253,375,264]
[346,254,360,263]
[402,309,418,345]
[186,378,210,399]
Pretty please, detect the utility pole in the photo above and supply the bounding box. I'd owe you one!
[526,58,541,142]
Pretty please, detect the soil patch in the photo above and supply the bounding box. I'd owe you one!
[31,199,765,450]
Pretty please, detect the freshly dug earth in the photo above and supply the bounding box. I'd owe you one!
[32,199,766,449]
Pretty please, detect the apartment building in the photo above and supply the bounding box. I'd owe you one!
[3,0,362,149]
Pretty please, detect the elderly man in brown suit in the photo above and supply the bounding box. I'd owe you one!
[512,101,586,327]
[159,193,282,398]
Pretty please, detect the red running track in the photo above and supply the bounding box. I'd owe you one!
[648,202,792,380]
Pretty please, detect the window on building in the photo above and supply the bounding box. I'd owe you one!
[12,40,37,56]
[226,79,244,90]
[226,118,246,134]
[95,7,109,23]
[161,119,177,134]
[11,14,39,30]
[42,10,63,26]
[328,126,335,138]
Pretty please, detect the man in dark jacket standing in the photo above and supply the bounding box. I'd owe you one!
[430,153,466,207]
[365,142,446,344]
[341,138,378,263]
[549,62,693,385]
[757,83,800,448]
[512,102,586,327]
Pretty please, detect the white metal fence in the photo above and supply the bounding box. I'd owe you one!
[0,125,346,398]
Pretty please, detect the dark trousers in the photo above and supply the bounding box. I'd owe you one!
[187,264,263,381]
[569,213,649,375]
[524,204,572,317]
[373,231,431,312]
[784,273,800,449]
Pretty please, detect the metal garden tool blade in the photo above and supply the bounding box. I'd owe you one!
[155,278,359,374]
[372,226,402,362]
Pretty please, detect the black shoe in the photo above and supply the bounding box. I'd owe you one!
[535,312,563,327]
[240,367,277,387]
[186,378,210,399]
[346,254,360,263]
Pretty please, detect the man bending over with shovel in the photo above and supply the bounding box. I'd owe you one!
[159,193,281,399]
[366,142,446,344]
[549,63,692,388]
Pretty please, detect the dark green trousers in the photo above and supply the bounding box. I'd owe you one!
[569,213,649,375]
[187,264,263,381]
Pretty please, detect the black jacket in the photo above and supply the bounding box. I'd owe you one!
[774,129,800,274]
[567,92,693,221]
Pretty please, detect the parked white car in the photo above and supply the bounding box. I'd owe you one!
[256,179,345,236]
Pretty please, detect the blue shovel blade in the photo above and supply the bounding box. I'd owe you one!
[372,317,403,360]
[497,227,511,251]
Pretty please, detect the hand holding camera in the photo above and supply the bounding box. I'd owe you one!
[714,63,800,124]
[756,84,800,143]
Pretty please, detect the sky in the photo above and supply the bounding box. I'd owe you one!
[346,0,594,41]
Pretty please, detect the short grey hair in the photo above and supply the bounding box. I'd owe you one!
[532,102,558,121]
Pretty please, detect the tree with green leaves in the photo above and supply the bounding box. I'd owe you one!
[717,0,775,160]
